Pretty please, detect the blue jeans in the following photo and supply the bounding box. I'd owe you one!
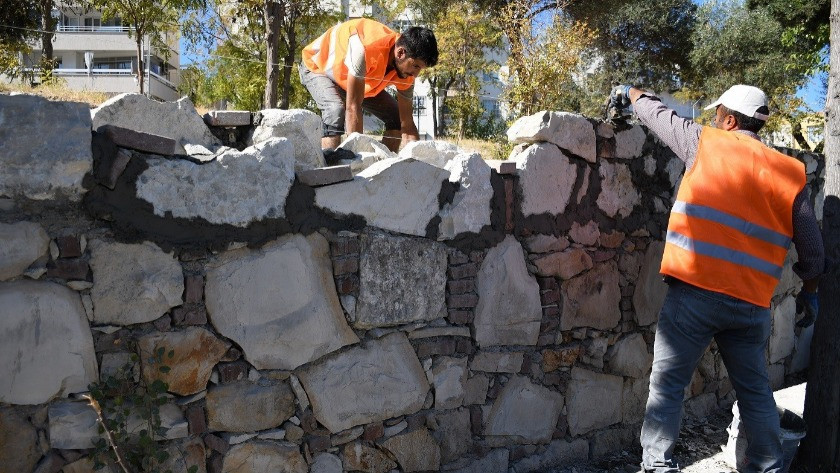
[640,280,782,473]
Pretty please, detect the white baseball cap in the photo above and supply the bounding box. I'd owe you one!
[704,85,769,121]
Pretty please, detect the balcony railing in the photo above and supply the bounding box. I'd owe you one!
[57,25,131,33]
[24,67,176,90]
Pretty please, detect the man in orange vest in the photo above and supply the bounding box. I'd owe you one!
[610,84,824,473]
[300,19,438,153]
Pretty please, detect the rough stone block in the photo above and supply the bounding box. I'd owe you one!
[514,143,579,217]
[532,248,593,279]
[0,94,92,201]
[221,441,306,473]
[355,231,447,328]
[567,367,623,436]
[597,161,640,218]
[298,332,429,433]
[100,124,179,156]
[632,241,667,326]
[297,165,353,187]
[507,111,596,163]
[186,405,207,435]
[432,357,468,409]
[485,376,563,443]
[0,221,50,281]
[1,282,97,404]
[206,380,295,432]
[138,327,229,395]
[486,160,517,175]
[606,333,652,378]
[381,428,441,472]
[471,351,525,373]
[437,153,493,239]
[0,407,41,472]
[560,261,621,331]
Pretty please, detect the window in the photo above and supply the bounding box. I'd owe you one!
[84,17,101,27]
[482,99,500,116]
[93,58,133,70]
[805,125,824,145]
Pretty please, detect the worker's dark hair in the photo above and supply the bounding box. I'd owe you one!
[396,27,438,67]
[719,105,769,133]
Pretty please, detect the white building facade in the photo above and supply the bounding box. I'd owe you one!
[19,5,180,101]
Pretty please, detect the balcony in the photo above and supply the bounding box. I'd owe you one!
[57,25,131,33]
[27,67,179,101]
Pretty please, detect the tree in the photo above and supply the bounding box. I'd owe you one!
[420,0,503,137]
[88,0,204,95]
[0,0,39,78]
[800,0,840,470]
[499,1,596,117]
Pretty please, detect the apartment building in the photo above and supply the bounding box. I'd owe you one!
[20,5,180,101]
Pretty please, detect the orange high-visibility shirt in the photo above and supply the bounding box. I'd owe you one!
[660,126,806,307]
[302,18,415,98]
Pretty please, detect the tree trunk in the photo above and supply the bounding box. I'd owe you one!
[136,36,145,95]
[800,0,840,471]
[430,77,440,137]
[264,0,282,110]
[279,19,295,110]
[39,0,55,74]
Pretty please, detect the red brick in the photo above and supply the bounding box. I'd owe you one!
[56,235,82,258]
[217,361,248,384]
[538,333,555,346]
[469,251,485,263]
[335,275,359,294]
[540,318,559,333]
[504,178,514,233]
[540,289,560,305]
[456,339,475,355]
[447,294,479,309]
[470,406,483,435]
[307,434,331,453]
[542,306,560,317]
[415,339,456,358]
[153,315,171,332]
[447,280,474,295]
[331,238,360,256]
[332,256,359,276]
[447,309,474,325]
[184,275,204,304]
[45,259,89,280]
[300,410,319,433]
[172,305,207,326]
[186,405,207,435]
[204,434,229,454]
[448,263,478,280]
[363,422,384,441]
[537,277,558,291]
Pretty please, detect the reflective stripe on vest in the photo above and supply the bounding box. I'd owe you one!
[660,126,805,307]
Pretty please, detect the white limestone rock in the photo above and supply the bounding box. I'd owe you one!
[315,158,449,237]
[297,332,429,433]
[560,261,621,331]
[0,94,92,201]
[514,143,580,217]
[222,440,307,473]
[507,111,596,163]
[311,453,343,473]
[474,236,542,346]
[137,327,230,395]
[438,153,493,239]
[398,140,463,167]
[597,161,640,218]
[433,408,473,463]
[342,442,397,473]
[769,295,796,363]
[632,241,668,326]
[0,408,40,472]
[250,109,325,170]
[205,233,359,370]
[381,428,441,473]
[0,222,50,281]
[339,132,395,159]
[89,240,183,325]
[470,351,524,373]
[606,333,652,378]
[432,357,468,410]
[0,281,97,404]
[136,138,296,226]
[485,376,563,443]
[509,439,589,473]
[206,380,295,432]
[791,325,813,373]
[91,94,220,155]
[355,231,447,328]
[444,448,508,473]
[614,125,647,159]
[774,247,801,299]
[567,367,623,436]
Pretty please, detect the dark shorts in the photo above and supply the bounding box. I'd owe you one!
[299,63,401,137]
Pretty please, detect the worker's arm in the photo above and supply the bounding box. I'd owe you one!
[345,73,366,135]
[397,91,419,143]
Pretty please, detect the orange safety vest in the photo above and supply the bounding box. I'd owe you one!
[660,126,806,307]
[302,18,414,98]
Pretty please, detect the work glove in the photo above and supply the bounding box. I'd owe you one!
[610,84,632,110]
[795,290,819,328]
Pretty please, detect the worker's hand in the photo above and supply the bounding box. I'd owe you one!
[795,290,819,328]
[610,84,632,110]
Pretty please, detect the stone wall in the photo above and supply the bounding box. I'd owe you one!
[0,94,823,473]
